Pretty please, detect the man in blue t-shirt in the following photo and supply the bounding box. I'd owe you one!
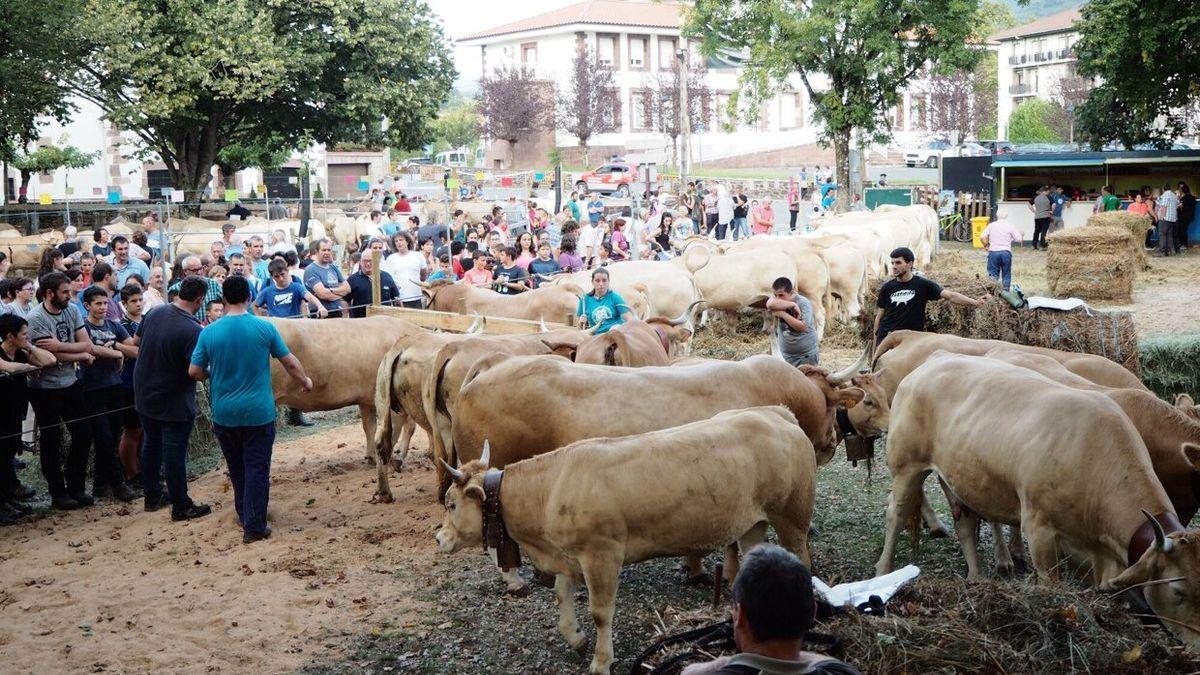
[189,276,312,544]
[256,259,327,319]
[303,239,350,318]
[80,287,138,502]
[575,268,633,335]
[587,194,604,225]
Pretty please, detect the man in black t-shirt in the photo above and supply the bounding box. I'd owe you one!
[346,250,399,317]
[873,247,985,352]
[491,246,529,295]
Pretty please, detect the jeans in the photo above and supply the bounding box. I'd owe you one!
[28,382,91,498]
[789,210,799,231]
[141,415,195,509]
[83,385,125,491]
[733,217,750,240]
[715,221,730,240]
[1032,217,1051,249]
[1158,220,1176,255]
[987,250,1013,290]
[213,422,276,537]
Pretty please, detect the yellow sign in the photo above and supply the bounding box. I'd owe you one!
[257,185,267,195]
[38,193,52,205]
[474,171,485,181]
[224,188,238,202]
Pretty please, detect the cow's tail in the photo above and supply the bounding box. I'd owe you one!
[906,506,922,554]
[422,344,458,471]
[682,244,710,274]
[372,341,406,454]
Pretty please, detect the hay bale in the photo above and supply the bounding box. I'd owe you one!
[1140,334,1200,400]
[1088,211,1155,268]
[1045,226,1135,303]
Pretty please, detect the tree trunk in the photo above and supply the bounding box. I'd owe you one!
[18,169,32,203]
[581,141,590,168]
[833,130,850,214]
[507,140,517,170]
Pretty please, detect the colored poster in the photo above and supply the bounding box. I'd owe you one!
[38,193,52,205]
[92,187,103,196]
[257,185,267,196]
[500,176,514,187]
[357,180,370,191]
[534,172,545,181]
[224,188,238,202]
[288,176,298,185]
[474,171,485,180]
[171,189,186,203]
[447,178,460,189]
[107,190,121,204]
[65,187,75,196]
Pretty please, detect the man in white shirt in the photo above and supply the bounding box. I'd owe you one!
[716,187,735,241]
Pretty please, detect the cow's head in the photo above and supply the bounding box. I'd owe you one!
[1103,473,1200,652]
[845,370,890,438]
[434,442,492,554]
[1177,394,1200,423]
[422,278,456,306]
[797,364,864,465]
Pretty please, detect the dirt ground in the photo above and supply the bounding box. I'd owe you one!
[0,423,445,674]
[1,242,1198,674]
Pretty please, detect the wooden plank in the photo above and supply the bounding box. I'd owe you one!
[366,304,574,335]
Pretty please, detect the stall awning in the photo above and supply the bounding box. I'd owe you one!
[994,158,1105,168]
[1105,156,1200,165]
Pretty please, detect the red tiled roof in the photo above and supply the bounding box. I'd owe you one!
[459,0,685,42]
[989,7,1082,42]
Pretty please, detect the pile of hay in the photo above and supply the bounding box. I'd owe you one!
[1045,226,1136,303]
[635,578,1197,674]
[1089,210,1155,269]
[691,310,772,361]
[1140,334,1200,400]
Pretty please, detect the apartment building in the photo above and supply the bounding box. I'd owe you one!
[459,0,937,168]
[990,8,1082,140]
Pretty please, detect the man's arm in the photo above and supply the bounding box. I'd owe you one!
[187,363,208,382]
[301,290,329,317]
[940,288,986,307]
[308,281,342,301]
[872,308,885,351]
[34,325,94,355]
[114,337,138,359]
[277,353,313,393]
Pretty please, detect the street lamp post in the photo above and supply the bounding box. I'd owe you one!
[677,48,690,191]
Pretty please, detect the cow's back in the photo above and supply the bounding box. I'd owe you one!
[452,355,824,469]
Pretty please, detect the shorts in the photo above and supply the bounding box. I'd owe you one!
[121,388,141,429]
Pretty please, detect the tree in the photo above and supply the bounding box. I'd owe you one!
[433,101,481,152]
[11,144,99,202]
[557,45,618,167]
[1048,75,1092,143]
[641,67,712,168]
[1007,99,1064,144]
[688,0,982,210]
[62,0,454,200]
[1072,0,1200,147]
[477,65,555,169]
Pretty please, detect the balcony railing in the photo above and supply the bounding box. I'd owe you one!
[1009,83,1034,95]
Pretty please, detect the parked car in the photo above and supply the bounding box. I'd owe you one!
[904,140,989,167]
[574,161,643,197]
[978,140,1016,154]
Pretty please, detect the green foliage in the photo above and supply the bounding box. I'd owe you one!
[432,101,481,151]
[13,144,100,173]
[547,146,564,168]
[0,0,82,158]
[1007,99,1064,143]
[67,0,455,194]
[1073,0,1200,147]
[687,0,982,204]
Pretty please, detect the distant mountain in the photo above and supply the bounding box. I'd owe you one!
[1001,0,1084,23]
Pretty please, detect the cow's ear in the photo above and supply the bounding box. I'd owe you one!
[1183,443,1200,471]
[465,484,485,503]
[837,387,865,409]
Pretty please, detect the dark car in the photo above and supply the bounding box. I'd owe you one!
[977,140,1015,154]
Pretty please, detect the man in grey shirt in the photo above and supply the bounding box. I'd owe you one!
[766,277,818,367]
[27,272,101,510]
[1029,186,1053,251]
[1156,184,1180,257]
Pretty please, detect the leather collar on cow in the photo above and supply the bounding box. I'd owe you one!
[1128,511,1185,567]
[835,407,857,439]
[482,470,522,571]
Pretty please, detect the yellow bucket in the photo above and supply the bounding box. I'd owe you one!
[971,216,990,248]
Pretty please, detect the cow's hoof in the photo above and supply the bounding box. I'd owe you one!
[371,492,394,505]
[364,455,377,466]
[808,524,820,537]
[686,571,713,586]
[391,458,404,473]
[1012,557,1030,575]
[533,570,555,588]
[928,527,951,539]
[996,562,1015,577]
[566,631,588,653]
[505,583,531,598]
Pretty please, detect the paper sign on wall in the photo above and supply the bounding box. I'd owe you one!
[224,189,238,202]
[534,173,545,181]
[474,171,485,180]
[38,193,52,205]
[65,187,75,196]
[172,189,185,203]
[500,177,514,187]
[357,180,370,191]
[93,187,103,196]
[447,178,460,189]
[288,176,298,185]
[107,190,121,204]
[257,185,267,195]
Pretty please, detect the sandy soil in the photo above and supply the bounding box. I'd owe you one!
[0,428,443,674]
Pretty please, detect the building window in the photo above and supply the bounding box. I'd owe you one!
[597,34,617,68]
[658,37,677,71]
[600,89,621,130]
[780,92,802,129]
[630,89,653,132]
[521,42,537,67]
[628,35,649,70]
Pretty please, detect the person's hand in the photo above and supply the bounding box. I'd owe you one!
[576,315,588,329]
[80,352,95,366]
[317,306,329,318]
[976,295,990,307]
[301,376,313,393]
[103,340,116,350]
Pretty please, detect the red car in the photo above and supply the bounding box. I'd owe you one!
[574,162,641,197]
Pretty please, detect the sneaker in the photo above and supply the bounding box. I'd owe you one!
[144,493,171,512]
[13,483,36,501]
[243,526,272,544]
[5,499,33,515]
[51,495,82,511]
[171,502,213,521]
[0,505,21,526]
[110,483,137,503]
[67,492,96,507]
[93,484,113,499]
[286,408,315,427]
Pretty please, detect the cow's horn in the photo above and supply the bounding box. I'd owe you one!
[479,440,491,467]
[439,459,466,483]
[538,316,550,333]
[826,345,872,385]
[1142,509,1174,553]
[667,299,707,327]
[466,313,484,334]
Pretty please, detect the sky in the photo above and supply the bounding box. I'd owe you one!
[425,0,578,91]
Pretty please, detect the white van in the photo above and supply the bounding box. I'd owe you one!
[435,149,469,167]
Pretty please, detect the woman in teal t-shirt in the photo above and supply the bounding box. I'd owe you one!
[576,267,632,334]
